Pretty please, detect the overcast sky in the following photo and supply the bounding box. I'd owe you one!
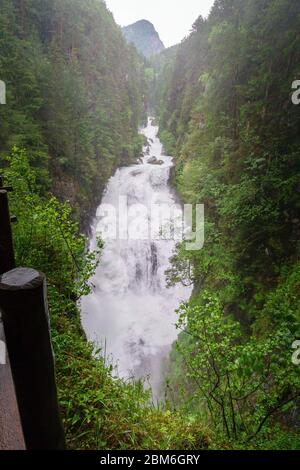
[104,0,215,48]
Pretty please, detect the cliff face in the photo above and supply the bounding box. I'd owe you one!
[122,20,165,58]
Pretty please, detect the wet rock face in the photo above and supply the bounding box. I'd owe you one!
[147,156,164,165]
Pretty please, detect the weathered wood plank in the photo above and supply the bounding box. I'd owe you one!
[0,318,25,450]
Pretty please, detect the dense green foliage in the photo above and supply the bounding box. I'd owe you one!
[3,148,210,450]
[157,0,300,448]
[174,293,300,446]
[0,0,146,222]
[2,0,300,451]
[149,45,178,116]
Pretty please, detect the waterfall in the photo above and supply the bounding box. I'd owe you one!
[81,118,191,398]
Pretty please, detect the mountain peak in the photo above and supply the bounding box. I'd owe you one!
[122,20,165,58]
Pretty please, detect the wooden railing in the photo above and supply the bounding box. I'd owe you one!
[0,316,25,450]
[0,176,65,450]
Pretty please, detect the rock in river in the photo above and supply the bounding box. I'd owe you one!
[147,156,164,165]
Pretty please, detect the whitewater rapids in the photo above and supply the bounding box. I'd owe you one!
[81,118,191,398]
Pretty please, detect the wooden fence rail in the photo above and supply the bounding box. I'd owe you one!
[0,317,25,450]
[0,177,15,276]
[0,176,65,450]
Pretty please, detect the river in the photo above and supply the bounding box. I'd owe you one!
[81,118,191,399]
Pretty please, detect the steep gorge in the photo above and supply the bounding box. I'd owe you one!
[1,0,300,452]
[0,0,146,225]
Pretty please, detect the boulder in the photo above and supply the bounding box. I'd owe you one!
[147,156,164,165]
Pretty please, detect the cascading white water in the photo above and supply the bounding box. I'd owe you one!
[81,118,191,398]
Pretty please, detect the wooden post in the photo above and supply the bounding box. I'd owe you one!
[0,188,16,275]
[0,317,25,450]
[0,268,66,450]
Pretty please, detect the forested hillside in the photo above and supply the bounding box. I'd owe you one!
[0,0,209,452]
[1,0,300,452]
[157,0,300,446]
[0,0,146,223]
